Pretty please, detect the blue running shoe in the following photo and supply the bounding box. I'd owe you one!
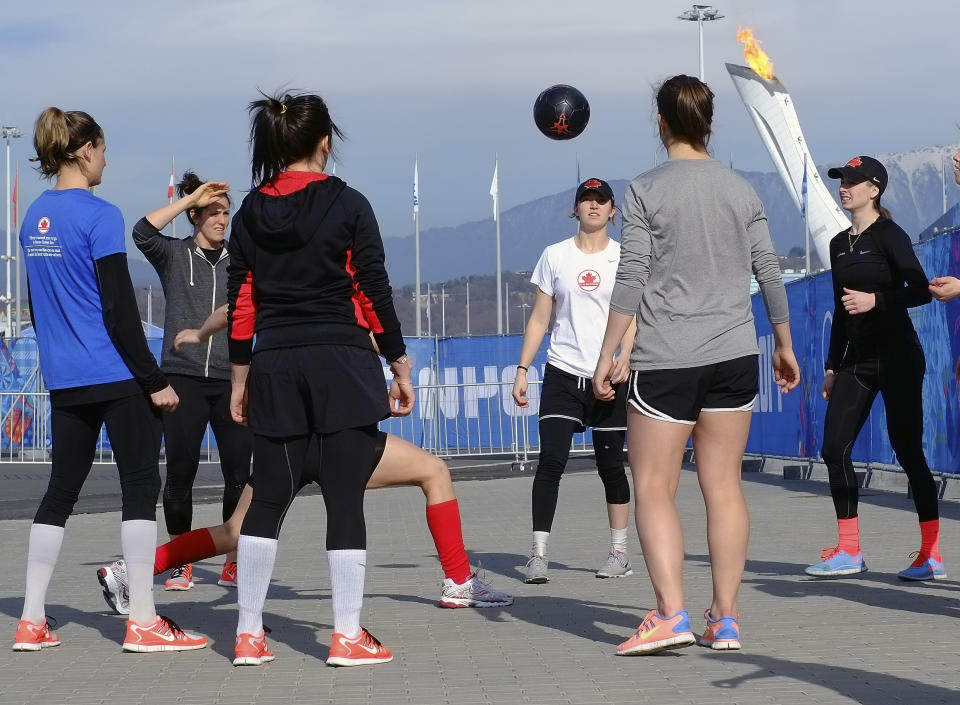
[804,546,867,578]
[897,553,947,581]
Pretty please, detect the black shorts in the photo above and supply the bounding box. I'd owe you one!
[628,354,759,425]
[248,344,390,436]
[538,363,627,432]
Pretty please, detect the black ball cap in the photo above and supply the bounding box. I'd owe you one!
[575,178,615,205]
[827,156,888,194]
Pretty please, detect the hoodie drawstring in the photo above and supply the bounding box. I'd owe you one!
[188,249,194,286]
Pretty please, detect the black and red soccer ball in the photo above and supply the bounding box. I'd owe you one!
[533,85,590,141]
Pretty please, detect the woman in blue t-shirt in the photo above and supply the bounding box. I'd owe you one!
[13,107,206,654]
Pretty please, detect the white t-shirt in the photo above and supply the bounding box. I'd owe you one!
[531,236,621,378]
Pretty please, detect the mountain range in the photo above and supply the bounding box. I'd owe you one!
[381,143,960,287]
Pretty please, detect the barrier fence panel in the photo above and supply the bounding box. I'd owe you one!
[10,218,959,471]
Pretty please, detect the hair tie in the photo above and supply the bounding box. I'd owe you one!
[280,104,287,114]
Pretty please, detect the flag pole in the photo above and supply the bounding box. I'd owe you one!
[803,153,810,274]
[465,279,470,336]
[170,158,177,238]
[14,164,20,336]
[491,154,502,335]
[414,155,421,336]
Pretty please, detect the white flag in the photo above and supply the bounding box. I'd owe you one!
[413,157,419,217]
[489,159,499,220]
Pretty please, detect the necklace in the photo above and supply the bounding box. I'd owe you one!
[847,229,863,252]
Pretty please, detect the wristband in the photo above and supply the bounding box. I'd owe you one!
[516,365,528,372]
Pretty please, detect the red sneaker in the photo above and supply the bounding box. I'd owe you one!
[164,564,194,591]
[12,618,61,652]
[233,630,275,666]
[218,561,238,588]
[122,615,208,653]
[326,627,393,667]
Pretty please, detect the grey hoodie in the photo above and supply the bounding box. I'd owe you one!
[133,217,230,379]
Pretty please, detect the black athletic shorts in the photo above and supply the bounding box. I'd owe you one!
[627,354,759,425]
[248,344,390,436]
[538,363,627,432]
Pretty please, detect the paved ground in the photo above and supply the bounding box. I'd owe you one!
[1,464,959,704]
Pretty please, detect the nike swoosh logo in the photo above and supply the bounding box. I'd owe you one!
[859,250,872,254]
[340,636,379,655]
[131,625,178,642]
[639,625,660,640]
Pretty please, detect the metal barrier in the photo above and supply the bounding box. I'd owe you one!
[0,380,595,464]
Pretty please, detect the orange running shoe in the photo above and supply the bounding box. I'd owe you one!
[326,627,393,667]
[122,615,208,653]
[12,617,61,652]
[218,561,238,588]
[233,630,275,666]
[164,564,194,591]
[699,609,741,650]
[617,609,695,655]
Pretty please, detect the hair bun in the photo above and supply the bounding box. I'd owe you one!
[176,170,203,198]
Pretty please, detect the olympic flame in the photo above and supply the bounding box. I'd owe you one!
[736,27,775,79]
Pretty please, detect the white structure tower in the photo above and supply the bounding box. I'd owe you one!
[726,64,849,269]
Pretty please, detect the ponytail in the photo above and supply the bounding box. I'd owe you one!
[31,107,103,179]
[248,90,343,188]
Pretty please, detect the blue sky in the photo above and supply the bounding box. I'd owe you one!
[4,1,959,250]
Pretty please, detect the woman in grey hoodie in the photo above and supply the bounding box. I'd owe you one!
[132,172,250,591]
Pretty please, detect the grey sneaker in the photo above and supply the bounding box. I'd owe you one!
[523,554,549,584]
[439,570,514,608]
[96,559,130,614]
[596,550,633,578]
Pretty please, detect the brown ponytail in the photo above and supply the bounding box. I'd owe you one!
[655,75,714,151]
[31,107,103,179]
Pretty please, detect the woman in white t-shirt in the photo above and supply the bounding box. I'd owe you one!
[512,178,636,584]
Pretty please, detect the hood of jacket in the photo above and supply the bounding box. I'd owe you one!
[238,174,347,253]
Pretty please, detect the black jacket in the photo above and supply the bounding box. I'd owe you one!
[826,216,931,369]
[226,172,405,364]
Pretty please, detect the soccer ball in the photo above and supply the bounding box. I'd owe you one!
[533,85,590,141]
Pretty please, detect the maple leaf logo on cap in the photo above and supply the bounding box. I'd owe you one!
[846,157,863,167]
[583,179,603,189]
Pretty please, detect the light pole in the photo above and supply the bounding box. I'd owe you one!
[677,4,724,82]
[2,126,23,336]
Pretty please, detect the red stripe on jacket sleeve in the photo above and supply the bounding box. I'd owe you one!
[232,271,257,341]
[344,249,382,333]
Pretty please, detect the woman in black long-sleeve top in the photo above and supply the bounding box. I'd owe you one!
[806,155,942,581]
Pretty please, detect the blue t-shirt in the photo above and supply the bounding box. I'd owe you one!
[20,189,135,389]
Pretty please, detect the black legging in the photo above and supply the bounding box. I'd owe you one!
[821,346,938,521]
[240,425,380,548]
[532,418,630,533]
[34,393,162,527]
[162,374,252,534]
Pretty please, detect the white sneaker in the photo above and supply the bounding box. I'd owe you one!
[596,550,633,578]
[97,560,130,615]
[523,554,549,584]
[439,571,513,608]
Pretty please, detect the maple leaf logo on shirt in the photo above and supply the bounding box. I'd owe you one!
[578,269,600,291]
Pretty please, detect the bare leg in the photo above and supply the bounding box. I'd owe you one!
[366,435,456,506]
[692,410,751,619]
[628,407,693,616]
[606,502,629,531]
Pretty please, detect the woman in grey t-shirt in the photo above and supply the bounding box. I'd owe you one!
[592,74,800,656]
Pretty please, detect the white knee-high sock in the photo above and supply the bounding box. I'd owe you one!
[21,523,65,623]
[237,535,278,636]
[122,520,158,626]
[328,549,366,638]
[532,531,550,558]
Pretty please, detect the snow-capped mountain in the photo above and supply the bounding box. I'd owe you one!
[383,143,960,286]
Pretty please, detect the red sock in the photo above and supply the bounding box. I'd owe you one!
[154,528,217,576]
[837,517,860,555]
[425,499,471,584]
[920,519,941,560]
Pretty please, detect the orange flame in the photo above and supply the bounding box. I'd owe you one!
[737,27,775,79]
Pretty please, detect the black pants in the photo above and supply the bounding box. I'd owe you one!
[532,419,629,533]
[162,374,252,535]
[240,425,381,549]
[821,347,938,521]
[35,393,162,526]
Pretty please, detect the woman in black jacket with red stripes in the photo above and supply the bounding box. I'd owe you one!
[226,91,412,668]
